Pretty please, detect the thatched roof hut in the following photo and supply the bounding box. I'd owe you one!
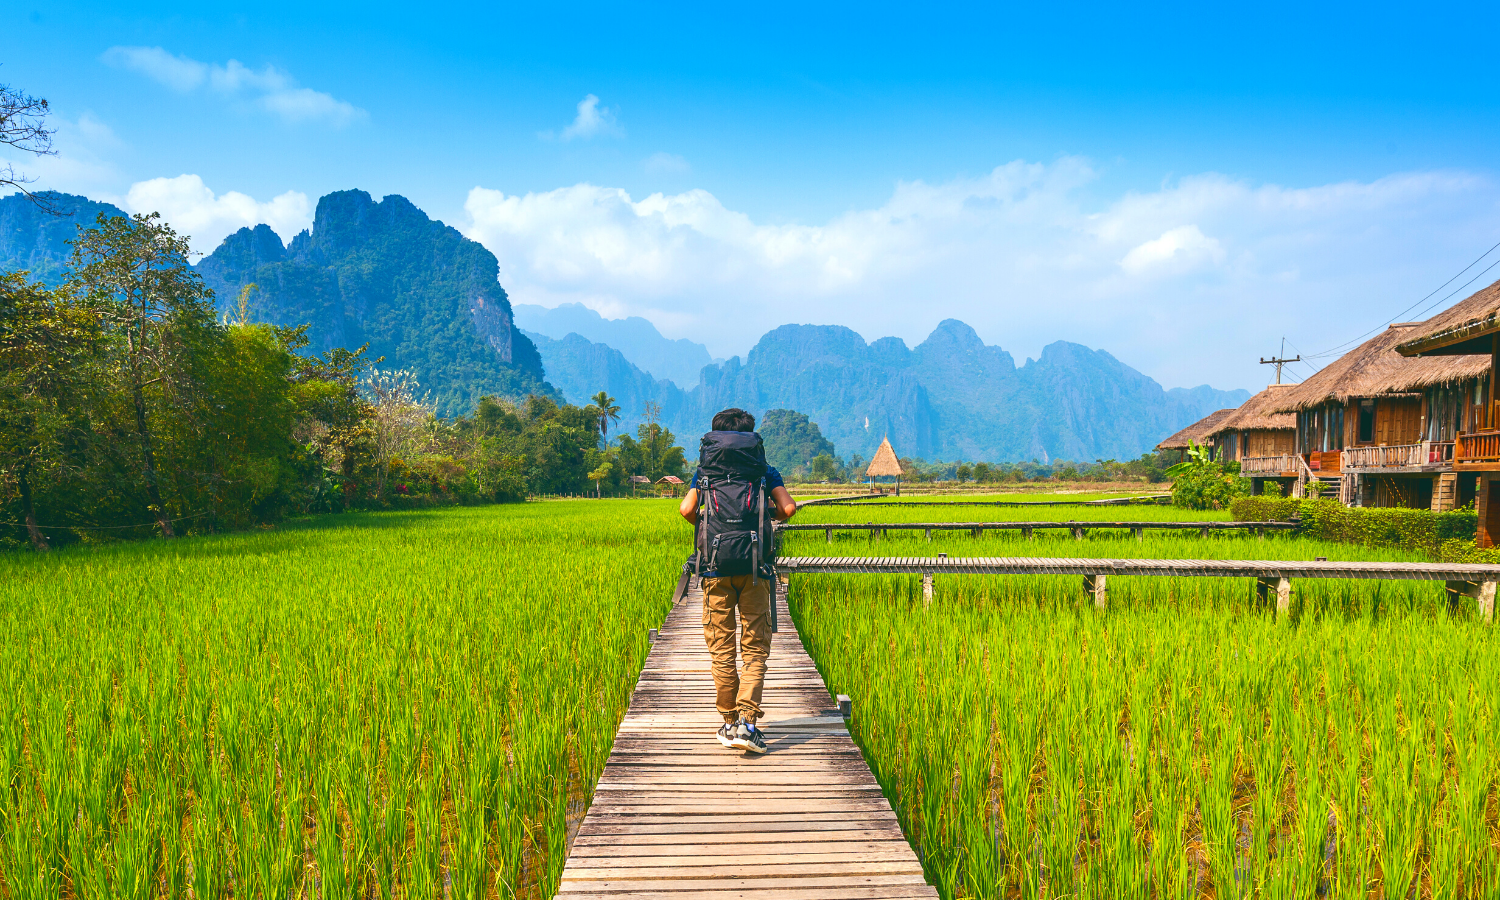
[1396,278,1500,357]
[866,438,903,478]
[1206,385,1298,438]
[1155,409,1236,451]
[1276,323,1488,411]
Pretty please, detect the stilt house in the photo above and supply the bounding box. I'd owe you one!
[1274,323,1487,509]
[1205,385,1298,495]
[1396,278,1500,543]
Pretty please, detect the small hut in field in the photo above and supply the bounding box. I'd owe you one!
[1155,409,1236,460]
[866,437,904,494]
[628,475,653,496]
[655,475,685,497]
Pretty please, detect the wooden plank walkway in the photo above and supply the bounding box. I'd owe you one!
[556,577,938,899]
[776,556,1500,620]
[780,520,1299,540]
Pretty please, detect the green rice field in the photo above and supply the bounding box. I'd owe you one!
[782,511,1500,898]
[0,502,682,899]
[3,495,1496,897]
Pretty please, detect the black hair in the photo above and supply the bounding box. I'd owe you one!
[711,408,756,432]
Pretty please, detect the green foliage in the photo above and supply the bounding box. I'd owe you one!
[1,214,690,548]
[759,408,837,473]
[1229,497,1495,562]
[0,500,684,894]
[1165,442,1250,510]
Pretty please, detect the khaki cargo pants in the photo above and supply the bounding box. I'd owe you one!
[702,574,772,723]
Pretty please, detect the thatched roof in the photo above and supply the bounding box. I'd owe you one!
[866,437,903,477]
[1276,323,1488,412]
[1396,277,1500,357]
[1155,409,1236,451]
[655,475,685,485]
[1206,385,1297,436]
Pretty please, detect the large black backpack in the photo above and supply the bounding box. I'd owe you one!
[693,431,774,580]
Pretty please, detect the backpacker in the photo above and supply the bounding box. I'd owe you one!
[693,430,774,580]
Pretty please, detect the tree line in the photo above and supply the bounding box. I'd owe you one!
[1,212,689,551]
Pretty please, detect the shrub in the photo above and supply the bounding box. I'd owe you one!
[1166,443,1250,511]
[1229,496,1486,560]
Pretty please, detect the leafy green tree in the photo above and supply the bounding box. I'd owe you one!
[69,212,219,537]
[955,462,972,482]
[810,453,841,483]
[760,409,837,471]
[972,462,992,482]
[0,273,103,549]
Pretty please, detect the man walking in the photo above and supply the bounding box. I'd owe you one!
[679,408,797,753]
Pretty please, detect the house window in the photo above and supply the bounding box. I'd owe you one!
[1358,399,1375,443]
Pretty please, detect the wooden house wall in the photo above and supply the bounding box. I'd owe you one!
[1246,429,1295,457]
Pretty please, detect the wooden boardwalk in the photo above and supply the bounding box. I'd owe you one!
[780,520,1300,540]
[556,577,937,899]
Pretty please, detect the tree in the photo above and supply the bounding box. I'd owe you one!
[955,462,973,482]
[1165,441,1250,511]
[0,81,55,204]
[810,453,841,483]
[69,213,219,537]
[760,409,837,471]
[587,459,613,497]
[0,274,103,549]
[591,390,621,441]
[972,462,992,483]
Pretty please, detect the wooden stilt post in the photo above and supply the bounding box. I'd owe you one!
[1084,573,1107,609]
[1022,525,1033,541]
[1072,526,1085,541]
[825,527,832,543]
[1132,527,1143,542]
[922,571,934,608]
[925,528,932,543]
[1275,577,1291,616]
[1447,579,1498,623]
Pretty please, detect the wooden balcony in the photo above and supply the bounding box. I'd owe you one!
[1239,455,1300,478]
[1457,430,1500,468]
[1341,441,1454,471]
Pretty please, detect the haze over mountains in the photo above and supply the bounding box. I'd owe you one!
[1,190,1248,463]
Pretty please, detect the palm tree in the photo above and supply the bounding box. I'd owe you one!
[591,391,621,440]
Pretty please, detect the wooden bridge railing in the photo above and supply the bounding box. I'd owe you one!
[779,520,1299,542]
[776,556,1499,621]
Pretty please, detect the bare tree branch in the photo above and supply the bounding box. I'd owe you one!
[0,81,58,211]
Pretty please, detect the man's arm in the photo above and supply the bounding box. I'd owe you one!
[679,488,699,524]
[770,485,796,521]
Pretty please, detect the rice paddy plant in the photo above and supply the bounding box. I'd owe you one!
[0,500,684,898]
[791,571,1499,899]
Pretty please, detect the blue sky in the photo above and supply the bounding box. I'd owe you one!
[7,2,1500,391]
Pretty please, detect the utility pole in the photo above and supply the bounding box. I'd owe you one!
[1260,338,1300,385]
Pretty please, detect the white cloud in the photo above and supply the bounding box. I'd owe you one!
[125,175,312,254]
[552,94,622,141]
[643,152,690,175]
[103,46,364,126]
[463,161,1500,390]
[1120,225,1225,274]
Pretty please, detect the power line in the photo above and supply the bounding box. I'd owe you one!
[1303,237,1500,361]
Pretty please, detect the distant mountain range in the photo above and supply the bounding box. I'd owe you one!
[514,302,720,389]
[532,320,1248,463]
[1,190,1248,462]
